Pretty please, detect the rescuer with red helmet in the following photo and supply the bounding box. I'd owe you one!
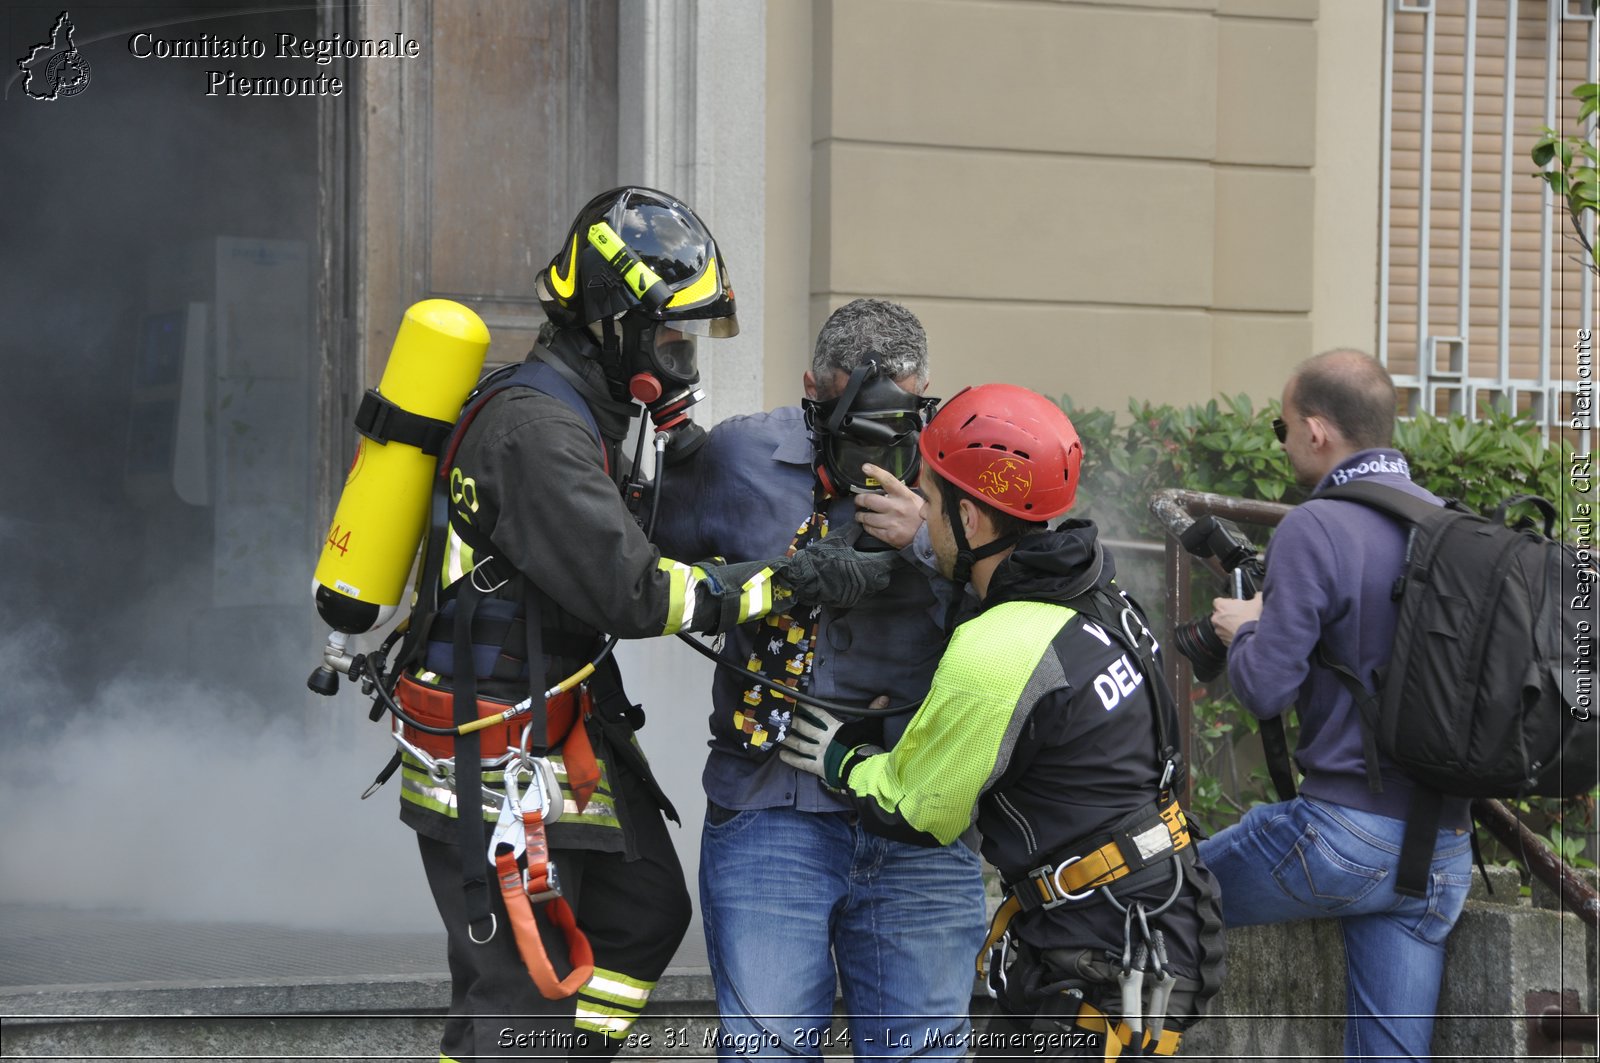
[781,384,1225,1058]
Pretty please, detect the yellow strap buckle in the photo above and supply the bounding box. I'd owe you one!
[1049,801,1192,895]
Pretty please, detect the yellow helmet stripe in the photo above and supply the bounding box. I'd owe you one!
[665,254,721,309]
[548,233,580,300]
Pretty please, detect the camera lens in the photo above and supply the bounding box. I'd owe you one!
[1172,617,1229,683]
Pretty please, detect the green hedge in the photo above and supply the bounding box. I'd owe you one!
[1059,393,1577,544]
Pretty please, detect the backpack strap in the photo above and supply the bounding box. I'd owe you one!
[1395,786,1444,898]
[439,359,609,478]
[1316,480,1442,525]
[1312,647,1387,796]
[450,564,496,943]
[1246,483,1415,803]
[1311,478,1434,796]
[1257,715,1299,802]
[1490,493,1557,537]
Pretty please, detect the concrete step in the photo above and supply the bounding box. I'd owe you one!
[3,869,1595,1062]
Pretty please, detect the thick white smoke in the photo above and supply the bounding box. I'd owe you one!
[0,609,437,933]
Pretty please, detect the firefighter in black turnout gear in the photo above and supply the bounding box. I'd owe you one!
[779,385,1225,1058]
[386,188,893,1060]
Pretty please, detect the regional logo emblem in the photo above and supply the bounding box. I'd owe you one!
[18,12,92,101]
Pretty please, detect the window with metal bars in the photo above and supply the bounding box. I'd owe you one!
[1380,0,1596,440]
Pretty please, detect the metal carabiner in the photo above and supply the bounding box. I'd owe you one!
[1099,852,1186,917]
[489,813,524,867]
[1120,602,1156,655]
[467,913,498,945]
[488,757,528,868]
[982,932,1012,1000]
[513,753,563,828]
[1042,854,1099,905]
[471,557,510,594]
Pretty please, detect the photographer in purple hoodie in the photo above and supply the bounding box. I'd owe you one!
[1199,349,1472,1063]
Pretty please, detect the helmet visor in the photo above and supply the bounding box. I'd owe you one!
[669,312,740,339]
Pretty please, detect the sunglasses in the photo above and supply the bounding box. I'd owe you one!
[1272,417,1288,444]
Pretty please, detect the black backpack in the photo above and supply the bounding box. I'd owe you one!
[1277,481,1597,896]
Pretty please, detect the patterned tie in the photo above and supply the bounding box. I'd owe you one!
[732,482,829,752]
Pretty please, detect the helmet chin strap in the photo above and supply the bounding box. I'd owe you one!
[941,487,1018,632]
[597,316,631,403]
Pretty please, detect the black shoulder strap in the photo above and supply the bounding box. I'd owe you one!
[1289,480,1431,800]
[442,359,607,474]
[450,567,494,942]
[1312,479,1462,898]
[1312,646,1386,795]
[1258,715,1299,802]
[1394,786,1444,898]
[1317,480,1441,526]
[1065,551,1184,792]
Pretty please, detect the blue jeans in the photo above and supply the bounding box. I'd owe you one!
[700,804,987,1061]
[1198,796,1473,1063]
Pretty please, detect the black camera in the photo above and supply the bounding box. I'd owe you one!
[1171,516,1265,682]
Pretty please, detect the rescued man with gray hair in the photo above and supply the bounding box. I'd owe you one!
[651,298,988,1059]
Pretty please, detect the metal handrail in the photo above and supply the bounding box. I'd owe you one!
[1148,487,1599,930]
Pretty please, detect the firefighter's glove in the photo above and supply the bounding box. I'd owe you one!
[778,706,883,790]
[778,536,900,611]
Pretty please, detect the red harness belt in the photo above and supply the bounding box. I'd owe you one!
[395,676,601,809]
[396,675,601,999]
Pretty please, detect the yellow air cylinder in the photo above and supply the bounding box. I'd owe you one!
[312,299,490,634]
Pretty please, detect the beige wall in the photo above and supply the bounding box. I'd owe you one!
[765,0,1384,416]
[1309,1,1384,365]
[763,0,815,407]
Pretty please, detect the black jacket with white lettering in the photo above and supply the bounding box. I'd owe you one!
[978,526,1205,970]
[846,522,1210,974]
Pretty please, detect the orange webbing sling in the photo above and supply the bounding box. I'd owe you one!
[491,790,593,999]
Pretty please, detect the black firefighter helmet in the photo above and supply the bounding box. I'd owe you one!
[536,187,738,405]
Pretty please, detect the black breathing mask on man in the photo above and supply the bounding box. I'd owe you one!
[803,360,938,498]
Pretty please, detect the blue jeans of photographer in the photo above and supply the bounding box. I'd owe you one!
[1199,795,1473,1063]
[700,803,986,1061]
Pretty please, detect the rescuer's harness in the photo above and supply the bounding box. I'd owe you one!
[976,560,1225,1057]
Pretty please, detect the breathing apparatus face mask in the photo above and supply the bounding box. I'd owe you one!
[803,362,939,496]
[565,208,732,463]
[598,314,709,462]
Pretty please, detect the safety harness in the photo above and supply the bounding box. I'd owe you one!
[976,558,1225,1057]
[368,358,632,999]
